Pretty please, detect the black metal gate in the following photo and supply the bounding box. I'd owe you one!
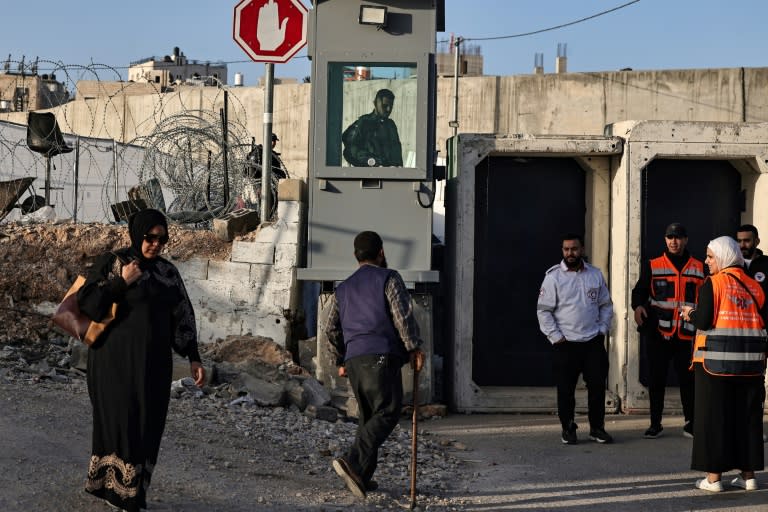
[638,159,742,387]
[473,156,586,386]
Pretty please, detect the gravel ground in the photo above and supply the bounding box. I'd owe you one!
[0,358,472,511]
[0,222,475,511]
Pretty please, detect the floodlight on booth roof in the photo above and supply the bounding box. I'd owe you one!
[359,5,387,27]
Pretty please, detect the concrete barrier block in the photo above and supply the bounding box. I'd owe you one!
[263,267,295,290]
[274,243,299,270]
[185,278,235,309]
[197,309,288,347]
[174,257,209,280]
[277,179,306,202]
[207,260,252,284]
[232,240,275,264]
[248,263,273,285]
[257,288,291,312]
[254,220,299,245]
[228,283,262,308]
[212,208,260,241]
[277,201,303,224]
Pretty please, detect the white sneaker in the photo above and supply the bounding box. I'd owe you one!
[731,476,758,491]
[695,478,723,492]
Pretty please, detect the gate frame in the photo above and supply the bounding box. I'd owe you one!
[608,120,768,414]
[446,133,623,412]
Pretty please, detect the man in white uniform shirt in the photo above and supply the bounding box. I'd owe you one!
[537,234,614,445]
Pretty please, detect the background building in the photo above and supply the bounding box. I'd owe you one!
[0,57,69,112]
[128,47,227,89]
[436,40,484,77]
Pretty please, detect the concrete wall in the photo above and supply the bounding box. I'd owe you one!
[3,67,767,183]
[174,180,306,348]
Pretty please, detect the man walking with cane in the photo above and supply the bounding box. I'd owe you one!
[325,230,425,498]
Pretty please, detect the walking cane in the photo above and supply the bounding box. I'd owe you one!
[409,365,420,510]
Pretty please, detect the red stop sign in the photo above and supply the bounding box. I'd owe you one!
[233,0,308,64]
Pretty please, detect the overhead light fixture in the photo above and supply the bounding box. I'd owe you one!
[359,5,387,27]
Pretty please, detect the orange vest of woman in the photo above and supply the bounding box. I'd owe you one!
[691,268,767,377]
[649,254,705,340]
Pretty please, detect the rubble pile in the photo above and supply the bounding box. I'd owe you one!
[0,221,231,343]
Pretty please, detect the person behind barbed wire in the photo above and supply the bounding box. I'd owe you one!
[342,88,403,167]
[77,208,204,512]
[269,133,288,179]
[245,133,287,180]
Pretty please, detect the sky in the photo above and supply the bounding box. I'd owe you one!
[2,0,768,87]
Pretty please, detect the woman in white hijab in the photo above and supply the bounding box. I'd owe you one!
[682,236,767,492]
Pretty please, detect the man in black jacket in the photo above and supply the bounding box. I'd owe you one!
[736,224,768,294]
[342,89,403,167]
[631,223,705,440]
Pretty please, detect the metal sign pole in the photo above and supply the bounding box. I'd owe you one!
[74,136,80,222]
[261,62,275,223]
[450,36,463,137]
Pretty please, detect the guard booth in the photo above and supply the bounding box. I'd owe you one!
[608,120,768,415]
[298,0,444,407]
[445,133,623,412]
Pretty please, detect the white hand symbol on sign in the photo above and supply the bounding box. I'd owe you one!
[257,0,288,52]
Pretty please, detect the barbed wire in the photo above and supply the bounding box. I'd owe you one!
[0,62,277,226]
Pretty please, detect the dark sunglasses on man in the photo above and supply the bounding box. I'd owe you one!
[144,233,169,245]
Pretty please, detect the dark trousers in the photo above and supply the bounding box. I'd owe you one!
[344,354,403,484]
[646,333,694,427]
[552,335,609,430]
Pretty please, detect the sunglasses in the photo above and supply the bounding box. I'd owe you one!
[144,233,169,245]
[665,235,684,240]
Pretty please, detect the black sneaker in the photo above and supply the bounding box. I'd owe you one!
[683,421,694,439]
[589,428,614,444]
[644,424,663,439]
[561,421,578,445]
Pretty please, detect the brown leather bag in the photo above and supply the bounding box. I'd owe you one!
[52,254,122,345]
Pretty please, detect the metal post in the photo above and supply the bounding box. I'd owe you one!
[221,90,230,206]
[73,136,80,222]
[450,37,463,137]
[261,63,275,223]
[44,157,51,206]
[113,139,118,203]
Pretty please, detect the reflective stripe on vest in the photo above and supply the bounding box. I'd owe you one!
[691,269,768,377]
[649,254,705,340]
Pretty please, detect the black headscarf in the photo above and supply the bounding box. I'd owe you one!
[128,209,168,264]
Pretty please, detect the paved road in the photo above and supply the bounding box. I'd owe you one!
[422,413,768,512]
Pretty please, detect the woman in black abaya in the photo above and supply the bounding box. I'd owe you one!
[77,209,204,511]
